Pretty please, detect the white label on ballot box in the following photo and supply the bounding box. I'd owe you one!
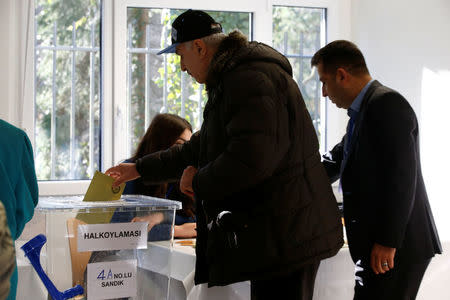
[87,259,137,300]
[78,222,148,252]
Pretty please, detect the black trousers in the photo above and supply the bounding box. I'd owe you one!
[353,256,431,300]
[250,261,320,300]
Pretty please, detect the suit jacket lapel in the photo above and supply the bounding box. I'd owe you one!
[342,80,382,173]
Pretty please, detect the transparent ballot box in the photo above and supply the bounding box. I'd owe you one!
[16,195,181,300]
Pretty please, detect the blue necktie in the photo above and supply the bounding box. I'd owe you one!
[339,108,357,193]
[344,108,357,161]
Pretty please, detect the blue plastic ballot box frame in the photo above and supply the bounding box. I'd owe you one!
[19,195,181,300]
[21,234,84,300]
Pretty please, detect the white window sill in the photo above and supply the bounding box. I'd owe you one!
[38,180,90,196]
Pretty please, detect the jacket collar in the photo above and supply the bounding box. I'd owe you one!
[205,31,249,89]
[205,31,293,90]
[342,80,382,172]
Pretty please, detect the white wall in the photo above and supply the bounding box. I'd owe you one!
[350,0,450,241]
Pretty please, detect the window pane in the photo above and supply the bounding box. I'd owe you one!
[35,0,101,180]
[273,6,326,145]
[126,8,251,156]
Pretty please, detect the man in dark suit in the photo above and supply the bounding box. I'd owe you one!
[311,40,442,300]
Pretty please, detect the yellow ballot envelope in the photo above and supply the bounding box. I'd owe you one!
[75,171,126,224]
[83,170,125,202]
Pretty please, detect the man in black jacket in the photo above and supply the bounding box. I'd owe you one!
[312,40,442,300]
[107,10,343,300]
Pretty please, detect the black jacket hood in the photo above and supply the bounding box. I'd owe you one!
[206,30,293,89]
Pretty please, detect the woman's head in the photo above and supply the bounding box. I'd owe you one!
[132,114,192,160]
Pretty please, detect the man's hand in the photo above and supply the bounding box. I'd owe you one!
[180,166,197,198]
[105,163,140,187]
[370,243,396,274]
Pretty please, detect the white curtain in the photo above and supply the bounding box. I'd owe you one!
[0,0,35,144]
[19,0,35,137]
[17,0,35,144]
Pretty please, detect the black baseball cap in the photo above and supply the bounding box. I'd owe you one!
[157,9,223,55]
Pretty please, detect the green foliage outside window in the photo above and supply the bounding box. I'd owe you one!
[273,6,325,141]
[35,0,101,180]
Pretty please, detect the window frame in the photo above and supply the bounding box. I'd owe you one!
[37,0,106,195]
[37,0,350,195]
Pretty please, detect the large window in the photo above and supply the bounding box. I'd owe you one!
[273,6,326,147]
[34,0,101,180]
[33,0,344,194]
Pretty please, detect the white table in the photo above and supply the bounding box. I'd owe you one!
[17,240,450,300]
[144,240,250,300]
[137,240,450,300]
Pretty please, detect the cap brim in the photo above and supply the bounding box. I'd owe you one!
[157,43,178,55]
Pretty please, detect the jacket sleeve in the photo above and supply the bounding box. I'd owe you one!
[368,93,418,248]
[13,133,39,239]
[136,131,200,184]
[322,137,345,183]
[192,70,289,204]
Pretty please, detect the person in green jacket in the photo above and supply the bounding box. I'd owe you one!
[0,119,39,300]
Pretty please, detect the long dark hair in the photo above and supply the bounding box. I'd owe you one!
[131,113,192,161]
[130,113,195,217]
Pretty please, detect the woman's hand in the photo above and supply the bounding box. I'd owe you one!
[131,213,164,232]
[105,163,140,187]
[174,223,197,238]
